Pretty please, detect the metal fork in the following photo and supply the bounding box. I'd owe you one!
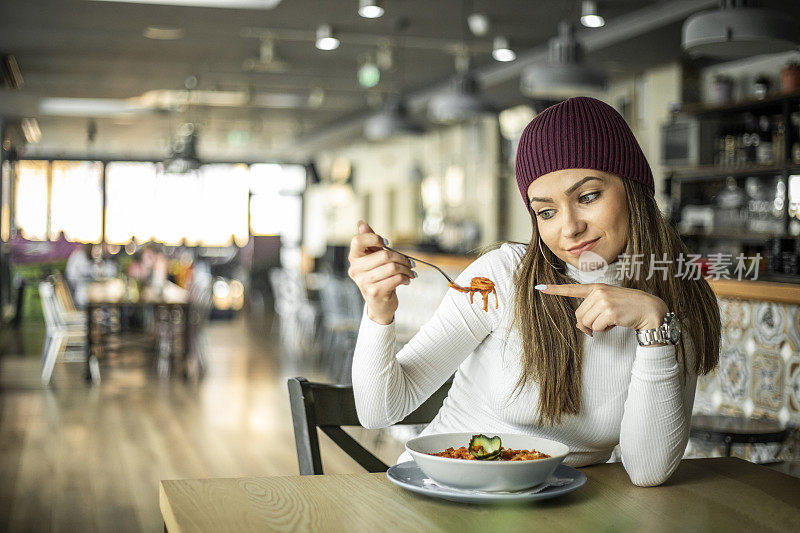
[382,245,467,290]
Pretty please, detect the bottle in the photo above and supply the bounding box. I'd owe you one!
[724,125,736,167]
[756,115,773,165]
[792,109,800,164]
[773,115,786,164]
[714,126,725,166]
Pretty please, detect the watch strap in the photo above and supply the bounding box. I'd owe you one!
[636,312,677,346]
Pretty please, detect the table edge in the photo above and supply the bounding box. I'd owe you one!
[159,480,182,533]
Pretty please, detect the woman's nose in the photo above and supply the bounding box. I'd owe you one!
[561,207,587,237]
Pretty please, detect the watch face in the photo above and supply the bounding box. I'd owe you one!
[668,317,682,344]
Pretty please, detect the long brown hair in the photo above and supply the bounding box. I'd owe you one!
[511,178,720,425]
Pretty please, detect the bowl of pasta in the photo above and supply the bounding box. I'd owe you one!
[405,432,569,491]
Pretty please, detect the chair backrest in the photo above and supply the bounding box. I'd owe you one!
[188,277,213,329]
[269,267,308,317]
[52,272,77,313]
[316,274,363,328]
[288,377,453,475]
[39,280,65,331]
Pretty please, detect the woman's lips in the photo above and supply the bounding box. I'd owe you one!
[566,237,600,256]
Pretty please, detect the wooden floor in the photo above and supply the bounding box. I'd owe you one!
[0,313,404,532]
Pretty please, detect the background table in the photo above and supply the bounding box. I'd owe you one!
[86,280,190,380]
[690,414,792,457]
[160,458,800,532]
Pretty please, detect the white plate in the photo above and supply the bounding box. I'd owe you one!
[405,432,569,491]
[387,461,586,504]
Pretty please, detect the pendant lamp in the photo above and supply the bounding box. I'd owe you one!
[428,68,497,125]
[364,95,424,141]
[682,0,800,58]
[520,21,607,96]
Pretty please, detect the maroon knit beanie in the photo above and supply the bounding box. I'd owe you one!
[515,96,654,207]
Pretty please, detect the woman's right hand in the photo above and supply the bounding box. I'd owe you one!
[348,220,415,325]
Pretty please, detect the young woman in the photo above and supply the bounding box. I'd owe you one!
[347,96,720,486]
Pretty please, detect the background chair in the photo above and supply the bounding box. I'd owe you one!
[39,278,96,385]
[315,273,363,383]
[288,376,453,475]
[185,276,213,378]
[268,267,319,353]
[50,271,88,334]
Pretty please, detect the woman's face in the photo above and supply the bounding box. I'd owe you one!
[526,169,629,270]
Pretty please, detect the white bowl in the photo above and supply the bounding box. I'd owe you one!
[405,432,569,492]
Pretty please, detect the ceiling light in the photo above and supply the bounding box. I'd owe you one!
[428,70,497,125]
[682,0,800,58]
[492,36,516,62]
[308,86,325,108]
[143,25,184,39]
[358,0,384,19]
[364,95,424,141]
[467,13,490,36]
[137,89,248,108]
[580,1,605,28]
[358,57,380,88]
[39,97,152,116]
[377,43,393,70]
[164,125,201,174]
[242,35,289,72]
[520,21,607,96]
[316,24,340,51]
[260,38,277,62]
[21,118,41,144]
[0,54,23,89]
[91,0,283,9]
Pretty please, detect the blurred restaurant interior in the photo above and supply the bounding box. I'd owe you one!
[2,0,800,530]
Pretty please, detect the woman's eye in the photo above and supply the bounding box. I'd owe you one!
[579,191,600,204]
[536,209,555,220]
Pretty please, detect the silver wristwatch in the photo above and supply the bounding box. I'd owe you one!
[636,312,681,347]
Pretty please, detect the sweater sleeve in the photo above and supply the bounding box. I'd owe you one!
[351,246,514,429]
[618,337,698,486]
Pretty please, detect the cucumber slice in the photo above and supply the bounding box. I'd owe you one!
[468,434,502,460]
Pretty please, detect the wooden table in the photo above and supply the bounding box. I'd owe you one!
[86,280,190,381]
[159,458,800,532]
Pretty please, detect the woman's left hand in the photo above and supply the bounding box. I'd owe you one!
[536,283,668,337]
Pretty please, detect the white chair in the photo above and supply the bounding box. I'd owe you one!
[186,276,213,378]
[269,268,319,353]
[39,279,97,385]
[52,272,86,328]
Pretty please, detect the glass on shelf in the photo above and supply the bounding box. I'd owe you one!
[714,177,746,229]
[745,175,786,233]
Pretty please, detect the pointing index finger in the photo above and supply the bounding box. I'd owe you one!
[535,283,594,298]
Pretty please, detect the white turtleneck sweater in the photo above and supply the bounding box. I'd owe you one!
[352,243,697,486]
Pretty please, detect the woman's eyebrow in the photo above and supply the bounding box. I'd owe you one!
[528,176,604,204]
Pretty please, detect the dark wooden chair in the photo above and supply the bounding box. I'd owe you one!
[288,377,452,475]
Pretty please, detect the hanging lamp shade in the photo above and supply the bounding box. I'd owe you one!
[364,95,424,141]
[164,127,201,174]
[427,70,497,124]
[520,21,607,96]
[682,0,800,58]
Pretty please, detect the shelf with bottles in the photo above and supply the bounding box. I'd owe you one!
[672,174,792,236]
[664,92,800,181]
[669,171,800,279]
[678,229,787,243]
[678,89,800,117]
[669,163,795,182]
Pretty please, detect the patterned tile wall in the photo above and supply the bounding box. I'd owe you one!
[687,298,800,463]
